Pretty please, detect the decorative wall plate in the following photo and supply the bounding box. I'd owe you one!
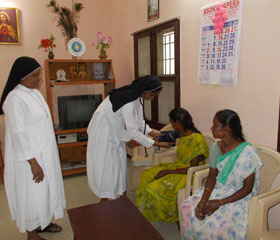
[68,38,86,57]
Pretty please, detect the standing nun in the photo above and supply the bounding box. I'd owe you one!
[87,75,172,201]
[0,57,66,240]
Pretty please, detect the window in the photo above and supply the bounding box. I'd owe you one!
[133,19,180,129]
[161,29,175,75]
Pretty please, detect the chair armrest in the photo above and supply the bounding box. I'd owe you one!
[192,168,210,193]
[130,145,154,167]
[184,164,210,198]
[259,230,280,240]
[152,146,177,165]
[177,164,210,212]
[177,164,211,240]
[247,185,280,240]
[177,187,187,240]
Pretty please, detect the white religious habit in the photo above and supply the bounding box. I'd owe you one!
[87,96,154,199]
[3,84,66,233]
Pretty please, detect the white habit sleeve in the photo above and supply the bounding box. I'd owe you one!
[121,101,154,148]
[4,95,35,161]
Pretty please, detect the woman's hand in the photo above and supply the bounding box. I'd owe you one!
[201,199,222,216]
[195,200,206,220]
[28,158,44,183]
[155,141,173,148]
[154,170,171,180]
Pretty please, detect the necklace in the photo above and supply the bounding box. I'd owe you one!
[27,90,49,119]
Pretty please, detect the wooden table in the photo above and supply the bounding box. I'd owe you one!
[67,198,164,240]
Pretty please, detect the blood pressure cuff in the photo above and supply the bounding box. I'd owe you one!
[158,130,181,144]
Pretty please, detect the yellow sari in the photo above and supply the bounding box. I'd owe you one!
[136,133,209,223]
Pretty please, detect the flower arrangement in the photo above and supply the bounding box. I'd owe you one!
[92,32,112,59]
[38,34,56,59]
[212,3,228,35]
[47,0,84,47]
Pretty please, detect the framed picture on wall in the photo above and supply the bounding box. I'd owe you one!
[147,0,159,22]
[0,8,20,45]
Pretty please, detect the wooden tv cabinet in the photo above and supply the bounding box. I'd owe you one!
[44,59,116,176]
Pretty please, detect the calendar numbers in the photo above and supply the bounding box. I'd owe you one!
[200,20,238,76]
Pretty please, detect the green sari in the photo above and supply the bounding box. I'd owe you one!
[136,133,209,222]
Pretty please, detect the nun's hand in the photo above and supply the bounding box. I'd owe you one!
[149,130,164,140]
[28,158,44,183]
[126,140,138,148]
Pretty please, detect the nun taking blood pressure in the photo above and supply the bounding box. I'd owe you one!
[87,75,172,202]
[0,57,66,240]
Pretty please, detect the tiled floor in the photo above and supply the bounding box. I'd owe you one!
[0,173,180,240]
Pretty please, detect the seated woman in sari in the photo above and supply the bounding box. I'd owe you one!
[180,109,263,240]
[136,107,209,223]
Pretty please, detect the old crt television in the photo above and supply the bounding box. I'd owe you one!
[57,94,102,130]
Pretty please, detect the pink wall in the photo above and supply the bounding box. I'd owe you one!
[0,0,112,144]
[0,0,279,150]
[111,0,280,149]
[0,0,278,151]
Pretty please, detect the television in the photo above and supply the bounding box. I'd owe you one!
[57,94,102,130]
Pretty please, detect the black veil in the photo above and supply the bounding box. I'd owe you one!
[0,57,41,114]
[109,75,162,112]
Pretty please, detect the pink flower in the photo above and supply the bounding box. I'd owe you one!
[216,3,223,10]
[108,36,112,45]
[92,32,112,55]
[97,32,102,39]
[91,39,99,46]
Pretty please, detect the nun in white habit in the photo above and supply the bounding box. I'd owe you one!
[0,57,66,240]
[87,75,172,201]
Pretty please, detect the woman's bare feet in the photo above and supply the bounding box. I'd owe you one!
[27,230,46,240]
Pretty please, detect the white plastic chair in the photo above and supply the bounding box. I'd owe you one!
[177,145,280,240]
[247,145,280,240]
[127,124,174,191]
[177,132,216,239]
[130,131,215,192]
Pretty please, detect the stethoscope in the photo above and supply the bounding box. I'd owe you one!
[139,98,149,157]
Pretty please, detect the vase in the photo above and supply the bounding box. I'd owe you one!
[48,51,54,59]
[98,52,107,60]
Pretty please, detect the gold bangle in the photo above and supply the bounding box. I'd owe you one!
[205,187,212,194]
[218,199,224,206]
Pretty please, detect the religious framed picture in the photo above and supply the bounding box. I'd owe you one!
[0,8,20,45]
[147,0,159,22]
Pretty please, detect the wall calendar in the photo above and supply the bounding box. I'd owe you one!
[198,0,243,86]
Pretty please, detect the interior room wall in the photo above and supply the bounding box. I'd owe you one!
[0,0,113,145]
[111,0,280,149]
[2,0,278,150]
